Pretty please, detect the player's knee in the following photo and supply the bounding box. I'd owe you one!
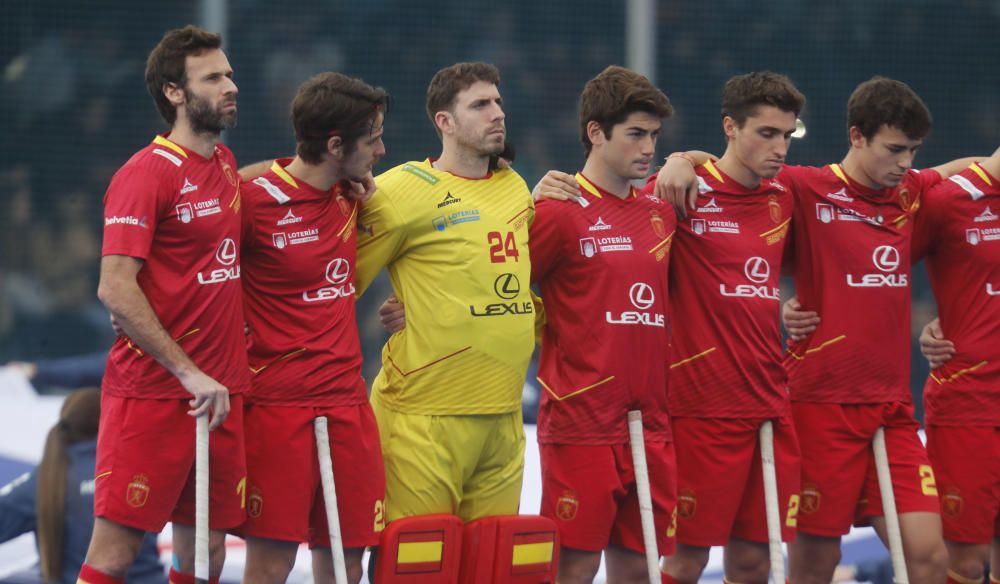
[558,548,602,584]
[663,546,710,583]
[208,532,228,576]
[84,521,145,577]
[909,538,948,583]
[725,549,771,584]
[946,542,990,581]
[789,535,842,583]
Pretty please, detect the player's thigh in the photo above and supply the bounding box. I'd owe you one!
[671,417,759,547]
[172,394,246,530]
[374,404,465,521]
[461,411,524,520]
[241,403,318,542]
[611,440,678,556]
[858,405,939,523]
[94,395,199,532]
[310,403,386,549]
[733,415,801,543]
[926,424,1000,544]
[791,402,872,537]
[539,443,624,552]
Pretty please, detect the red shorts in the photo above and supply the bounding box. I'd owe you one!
[672,416,800,547]
[792,401,940,537]
[539,441,676,556]
[94,394,246,532]
[925,425,1000,544]
[242,402,385,548]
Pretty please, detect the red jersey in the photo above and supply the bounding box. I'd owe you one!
[531,173,675,445]
[781,164,941,404]
[240,160,366,406]
[913,163,1000,425]
[101,134,249,399]
[657,160,793,418]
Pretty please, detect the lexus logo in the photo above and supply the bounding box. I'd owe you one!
[629,282,655,309]
[872,245,900,272]
[215,238,237,266]
[325,258,351,284]
[744,257,770,283]
[494,273,520,299]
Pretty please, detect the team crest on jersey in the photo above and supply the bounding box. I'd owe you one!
[221,160,238,186]
[768,195,782,224]
[556,492,579,521]
[678,489,697,518]
[248,488,264,518]
[126,474,150,508]
[898,188,910,211]
[941,489,963,516]
[800,485,821,514]
[650,210,667,238]
[337,195,351,217]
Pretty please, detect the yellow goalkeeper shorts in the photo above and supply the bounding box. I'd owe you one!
[372,398,525,523]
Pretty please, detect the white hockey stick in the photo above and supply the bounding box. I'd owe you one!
[759,420,785,584]
[627,410,660,584]
[315,416,349,583]
[873,426,909,584]
[194,415,210,583]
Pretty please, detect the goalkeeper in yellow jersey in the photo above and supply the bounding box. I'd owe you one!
[356,63,535,523]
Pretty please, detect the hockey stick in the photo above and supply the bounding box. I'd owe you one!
[627,410,660,584]
[315,416,349,583]
[194,415,210,584]
[873,426,909,584]
[759,420,785,584]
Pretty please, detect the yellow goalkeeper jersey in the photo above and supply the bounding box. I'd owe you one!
[357,159,536,415]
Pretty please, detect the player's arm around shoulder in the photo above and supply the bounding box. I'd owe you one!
[355,167,412,295]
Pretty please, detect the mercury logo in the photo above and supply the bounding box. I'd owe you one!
[872,245,900,272]
[629,282,655,309]
[744,257,770,283]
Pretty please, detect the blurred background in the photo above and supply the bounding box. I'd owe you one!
[3,0,1000,419]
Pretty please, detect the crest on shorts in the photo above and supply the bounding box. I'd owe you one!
[126,474,150,508]
[768,195,782,224]
[650,210,667,239]
[942,489,963,516]
[248,488,264,518]
[801,485,821,515]
[678,489,697,519]
[556,492,579,521]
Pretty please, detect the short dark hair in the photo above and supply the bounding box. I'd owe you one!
[847,76,932,141]
[292,72,388,164]
[721,71,806,128]
[426,62,500,137]
[145,25,223,126]
[579,65,673,157]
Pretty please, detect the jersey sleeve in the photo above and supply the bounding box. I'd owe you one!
[913,168,943,196]
[101,165,171,259]
[528,199,568,283]
[355,185,409,295]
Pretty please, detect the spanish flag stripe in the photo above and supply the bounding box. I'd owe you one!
[397,541,443,564]
[575,173,602,198]
[153,135,188,158]
[512,542,554,566]
[271,160,299,188]
[513,532,556,546]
